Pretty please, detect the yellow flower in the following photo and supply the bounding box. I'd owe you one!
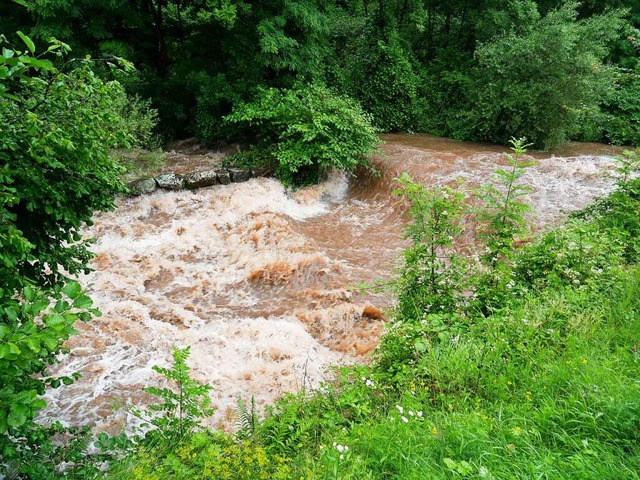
[512,426,523,436]
[431,426,439,436]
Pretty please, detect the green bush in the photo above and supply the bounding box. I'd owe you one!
[224,83,380,186]
[0,32,155,478]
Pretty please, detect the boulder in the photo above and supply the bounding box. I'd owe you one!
[228,168,251,183]
[183,170,219,189]
[127,178,157,196]
[362,306,385,320]
[156,172,184,190]
[215,169,231,185]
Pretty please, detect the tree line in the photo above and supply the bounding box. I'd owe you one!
[3,0,639,149]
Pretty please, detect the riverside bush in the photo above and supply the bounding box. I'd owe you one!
[223,83,380,186]
[0,31,154,479]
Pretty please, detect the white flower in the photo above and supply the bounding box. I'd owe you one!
[401,416,409,423]
[417,411,423,417]
[396,405,404,414]
[340,454,344,460]
[408,411,414,416]
[337,444,344,452]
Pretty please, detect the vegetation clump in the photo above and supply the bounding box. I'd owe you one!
[224,83,380,186]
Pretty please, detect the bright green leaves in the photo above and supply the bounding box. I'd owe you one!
[62,280,82,299]
[128,347,215,444]
[16,31,35,53]
[0,280,94,456]
[224,83,380,186]
[0,36,129,289]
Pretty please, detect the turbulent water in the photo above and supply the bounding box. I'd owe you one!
[42,134,620,433]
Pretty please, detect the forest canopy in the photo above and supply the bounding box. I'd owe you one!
[3,0,639,149]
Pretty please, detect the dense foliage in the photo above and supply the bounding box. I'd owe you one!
[3,0,639,148]
[0,31,153,478]
[224,83,380,186]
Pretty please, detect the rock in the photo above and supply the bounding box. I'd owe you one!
[362,306,385,320]
[183,170,219,189]
[228,168,251,183]
[127,178,157,196]
[215,169,231,185]
[156,172,184,190]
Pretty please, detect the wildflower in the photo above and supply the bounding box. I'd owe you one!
[417,411,423,417]
[431,426,439,435]
[408,411,414,416]
[396,405,404,414]
[512,426,523,436]
[340,454,344,460]
[401,416,409,423]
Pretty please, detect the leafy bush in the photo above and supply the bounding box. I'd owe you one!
[0,35,141,288]
[224,83,380,186]
[0,32,155,478]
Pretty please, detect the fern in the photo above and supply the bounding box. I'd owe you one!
[235,396,259,440]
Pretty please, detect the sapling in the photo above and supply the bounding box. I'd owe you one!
[476,137,535,266]
[393,173,468,319]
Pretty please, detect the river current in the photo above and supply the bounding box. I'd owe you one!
[42,134,620,432]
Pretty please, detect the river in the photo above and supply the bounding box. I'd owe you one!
[41,134,620,433]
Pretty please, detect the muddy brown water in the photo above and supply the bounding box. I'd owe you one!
[42,134,620,432]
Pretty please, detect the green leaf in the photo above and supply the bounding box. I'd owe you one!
[62,281,82,299]
[23,285,36,301]
[73,294,93,309]
[7,412,26,429]
[12,0,29,6]
[17,31,35,54]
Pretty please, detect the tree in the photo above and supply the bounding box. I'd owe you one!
[468,1,625,148]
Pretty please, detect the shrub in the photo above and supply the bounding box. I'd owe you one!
[223,83,380,186]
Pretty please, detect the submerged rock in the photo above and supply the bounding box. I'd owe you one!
[183,170,219,189]
[156,172,184,190]
[127,178,157,196]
